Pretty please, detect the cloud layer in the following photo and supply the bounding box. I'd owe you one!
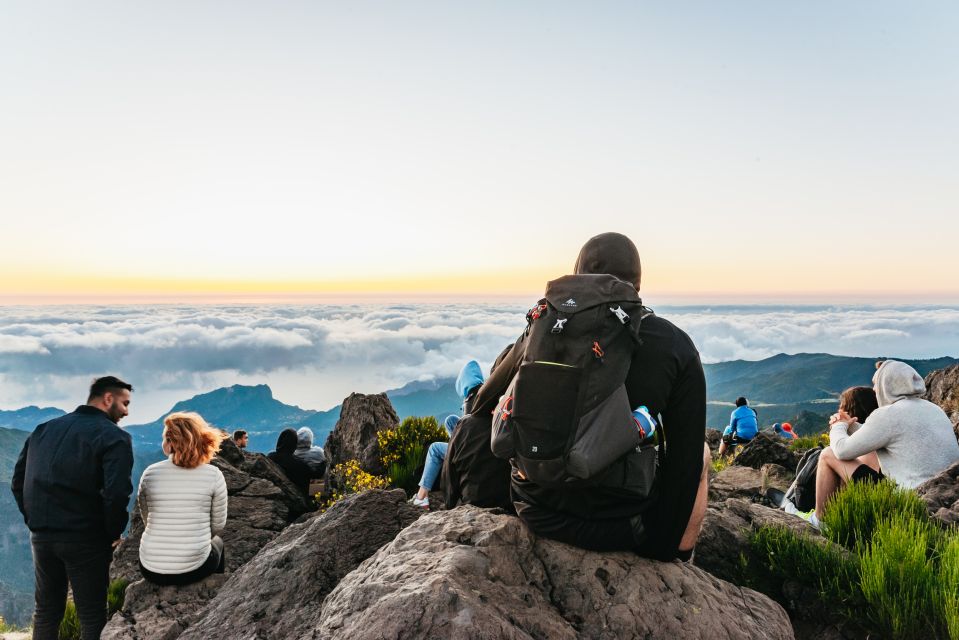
[1,303,957,422]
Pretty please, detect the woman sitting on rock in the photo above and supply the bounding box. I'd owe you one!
[814,361,959,526]
[138,412,229,585]
[268,428,312,495]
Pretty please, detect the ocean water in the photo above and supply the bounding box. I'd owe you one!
[1,303,958,423]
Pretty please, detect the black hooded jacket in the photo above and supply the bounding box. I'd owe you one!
[475,233,706,560]
[268,428,312,495]
[11,405,134,543]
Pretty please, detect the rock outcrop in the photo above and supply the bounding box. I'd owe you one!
[734,433,800,471]
[105,440,314,639]
[696,498,818,586]
[178,489,422,640]
[317,506,794,640]
[709,465,763,501]
[916,461,959,526]
[925,364,959,441]
[324,392,399,480]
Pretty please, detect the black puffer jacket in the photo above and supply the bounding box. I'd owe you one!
[12,405,134,542]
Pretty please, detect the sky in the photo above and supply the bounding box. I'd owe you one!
[1,2,957,301]
[2,303,958,423]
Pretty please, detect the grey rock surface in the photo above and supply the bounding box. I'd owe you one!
[734,433,800,471]
[179,489,422,640]
[709,465,763,501]
[916,460,959,526]
[925,364,959,441]
[317,506,794,640]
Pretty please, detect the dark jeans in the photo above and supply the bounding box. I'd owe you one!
[139,536,225,586]
[31,538,113,640]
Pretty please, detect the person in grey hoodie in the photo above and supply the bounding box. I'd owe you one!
[293,427,326,478]
[815,360,959,522]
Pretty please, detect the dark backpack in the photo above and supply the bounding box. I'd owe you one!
[490,274,653,488]
[785,446,822,512]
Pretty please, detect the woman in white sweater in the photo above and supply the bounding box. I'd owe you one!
[138,411,229,585]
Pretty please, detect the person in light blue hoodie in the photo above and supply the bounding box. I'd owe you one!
[717,396,758,456]
[411,360,486,508]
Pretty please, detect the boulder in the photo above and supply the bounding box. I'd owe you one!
[916,461,959,526]
[317,506,794,639]
[760,463,794,495]
[179,489,422,640]
[734,433,800,471]
[709,465,763,501]
[696,498,818,586]
[324,392,399,480]
[705,428,722,452]
[924,364,959,441]
[106,441,315,638]
[101,575,228,640]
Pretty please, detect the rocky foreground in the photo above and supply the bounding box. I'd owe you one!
[99,365,959,640]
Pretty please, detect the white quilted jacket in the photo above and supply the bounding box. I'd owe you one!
[137,459,228,574]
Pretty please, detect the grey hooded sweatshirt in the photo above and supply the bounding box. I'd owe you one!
[293,427,326,476]
[831,360,959,489]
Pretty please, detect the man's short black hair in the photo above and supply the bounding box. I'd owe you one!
[735,396,748,407]
[233,429,248,440]
[88,376,134,402]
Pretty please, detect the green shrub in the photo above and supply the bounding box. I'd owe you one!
[710,454,730,473]
[788,432,828,452]
[0,615,18,632]
[821,479,928,551]
[56,578,130,639]
[940,534,959,640]
[321,459,391,510]
[859,514,940,637]
[378,416,449,495]
[750,525,862,619]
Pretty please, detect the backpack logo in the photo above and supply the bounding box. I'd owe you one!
[562,298,577,307]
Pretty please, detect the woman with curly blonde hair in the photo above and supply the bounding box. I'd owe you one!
[137,412,229,585]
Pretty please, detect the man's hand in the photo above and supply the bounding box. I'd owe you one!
[830,409,858,427]
[111,538,123,549]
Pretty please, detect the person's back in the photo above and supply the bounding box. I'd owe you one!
[15,408,133,541]
[831,360,959,489]
[138,412,228,585]
[139,459,227,574]
[293,427,327,477]
[729,404,758,440]
[269,428,312,494]
[11,376,134,640]
[488,233,708,561]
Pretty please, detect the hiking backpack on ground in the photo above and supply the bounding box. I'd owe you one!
[490,274,655,489]
[784,446,823,512]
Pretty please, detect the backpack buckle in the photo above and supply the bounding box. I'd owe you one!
[551,318,568,334]
[610,305,630,325]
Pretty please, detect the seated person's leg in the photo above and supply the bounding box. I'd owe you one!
[514,500,636,552]
[414,442,449,501]
[815,446,865,519]
[678,443,712,556]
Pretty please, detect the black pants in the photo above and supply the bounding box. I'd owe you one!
[139,536,225,586]
[31,538,113,640]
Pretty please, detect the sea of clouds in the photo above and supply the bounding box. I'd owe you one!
[1,303,958,423]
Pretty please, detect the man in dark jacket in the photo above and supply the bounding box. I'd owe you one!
[483,233,709,561]
[11,376,135,640]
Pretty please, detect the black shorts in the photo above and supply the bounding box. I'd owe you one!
[851,464,884,484]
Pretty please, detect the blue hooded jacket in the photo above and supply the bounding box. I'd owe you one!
[455,360,485,400]
[728,404,758,440]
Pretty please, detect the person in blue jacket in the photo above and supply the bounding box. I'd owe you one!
[718,396,758,456]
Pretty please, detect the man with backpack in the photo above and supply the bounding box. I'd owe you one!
[486,232,709,562]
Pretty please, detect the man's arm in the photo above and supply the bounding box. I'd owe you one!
[102,432,134,541]
[647,350,707,559]
[11,437,29,518]
[830,416,893,461]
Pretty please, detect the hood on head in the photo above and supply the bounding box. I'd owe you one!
[873,360,925,407]
[296,427,314,448]
[276,428,299,453]
[573,232,641,290]
[456,360,485,400]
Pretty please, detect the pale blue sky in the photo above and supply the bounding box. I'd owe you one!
[1,2,956,299]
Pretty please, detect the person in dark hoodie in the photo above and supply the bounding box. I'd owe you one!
[268,428,312,495]
[11,376,135,640]
[481,232,710,562]
[443,344,516,512]
[410,360,486,508]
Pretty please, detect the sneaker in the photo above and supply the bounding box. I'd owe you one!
[794,508,821,530]
[409,496,429,509]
